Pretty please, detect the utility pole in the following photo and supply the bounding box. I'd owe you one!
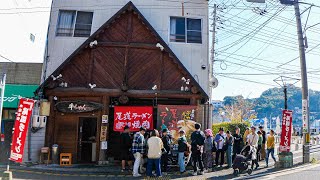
[284,85,288,109]
[294,0,310,164]
[209,4,217,94]
[0,73,6,133]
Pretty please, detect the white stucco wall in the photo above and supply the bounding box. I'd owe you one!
[45,0,210,94]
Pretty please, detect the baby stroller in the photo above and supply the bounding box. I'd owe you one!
[232,145,254,176]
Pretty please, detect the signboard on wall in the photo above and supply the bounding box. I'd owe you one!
[302,99,308,133]
[55,100,103,113]
[280,110,293,152]
[102,115,108,124]
[113,106,153,132]
[10,98,35,163]
[157,105,197,142]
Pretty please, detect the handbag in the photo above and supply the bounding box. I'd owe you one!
[212,143,217,152]
[222,143,228,151]
[161,148,167,155]
[184,142,191,157]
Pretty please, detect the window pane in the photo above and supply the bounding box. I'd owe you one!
[74,11,93,37]
[170,17,185,42]
[187,31,202,43]
[187,18,201,31]
[56,10,76,36]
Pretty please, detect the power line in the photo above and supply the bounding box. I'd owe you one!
[0,54,15,63]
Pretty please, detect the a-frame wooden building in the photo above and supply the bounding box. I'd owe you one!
[37,2,209,163]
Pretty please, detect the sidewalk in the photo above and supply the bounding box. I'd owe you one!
[0,144,318,179]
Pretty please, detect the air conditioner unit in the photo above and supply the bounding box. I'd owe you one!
[39,116,47,128]
[32,115,40,128]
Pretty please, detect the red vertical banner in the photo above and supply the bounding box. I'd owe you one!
[280,110,293,152]
[113,106,153,132]
[10,98,35,163]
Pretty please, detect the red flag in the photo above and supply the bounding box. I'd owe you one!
[10,98,34,163]
[279,110,293,152]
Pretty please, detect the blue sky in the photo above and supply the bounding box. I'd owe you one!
[210,0,320,100]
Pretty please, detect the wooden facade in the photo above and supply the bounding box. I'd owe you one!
[38,2,208,163]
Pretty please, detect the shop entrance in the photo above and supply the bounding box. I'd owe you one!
[0,121,14,162]
[77,117,97,163]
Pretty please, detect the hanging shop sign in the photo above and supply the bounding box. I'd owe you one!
[279,110,293,152]
[100,126,108,141]
[10,98,35,163]
[55,101,103,113]
[157,105,197,142]
[113,106,153,132]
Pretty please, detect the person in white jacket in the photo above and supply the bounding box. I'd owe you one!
[246,126,259,170]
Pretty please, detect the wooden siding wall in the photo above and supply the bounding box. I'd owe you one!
[48,10,196,93]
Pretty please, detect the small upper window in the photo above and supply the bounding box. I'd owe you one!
[170,17,202,44]
[56,10,93,37]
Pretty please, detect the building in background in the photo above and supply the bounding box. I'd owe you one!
[0,62,43,163]
[39,0,210,164]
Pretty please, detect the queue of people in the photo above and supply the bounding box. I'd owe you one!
[119,124,277,178]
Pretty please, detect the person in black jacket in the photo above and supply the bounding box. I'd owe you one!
[178,130,187,174]
[259,126,267,160]
[232,127,243,161]
[120,126,133,172]
[161,129,171,174]
[191,123,205,176]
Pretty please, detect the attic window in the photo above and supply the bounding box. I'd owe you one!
[170,17,202,44]
[56,10,93,37]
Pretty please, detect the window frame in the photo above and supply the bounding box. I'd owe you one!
[56,10,93,37]
[169,16,203,44]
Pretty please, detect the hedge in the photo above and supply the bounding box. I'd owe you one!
[212,121,250,135]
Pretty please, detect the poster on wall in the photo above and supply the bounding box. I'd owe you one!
[280,110,293,152]
[10,98,35,163]
[113,106,153,132]
[157,105,197,142]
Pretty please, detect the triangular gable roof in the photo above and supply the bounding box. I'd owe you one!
[37,1,208,99]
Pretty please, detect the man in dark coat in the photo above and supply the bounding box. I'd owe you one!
[232,127,243,161]
[191,123,205,176]
[120,125,133,172]
[161,129,171,174]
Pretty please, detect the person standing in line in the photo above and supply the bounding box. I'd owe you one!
[257,131,263,162]
[161,129,171,175]
[178,130,187,174]
[265,130,277,167]
[259,126,267,160]
[225,131,234,168]
[232,127,243,161]
[203,129,214,172]
[247,126,259,170]
[191,123,205,176]
[120,126,133,172]
[132,127,146,177]
[146,129,163,177]
[243,127,250,145]
[214,127,226,168]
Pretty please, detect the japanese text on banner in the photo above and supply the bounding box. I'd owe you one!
[279,110,293,152]
[10,98,34,163]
